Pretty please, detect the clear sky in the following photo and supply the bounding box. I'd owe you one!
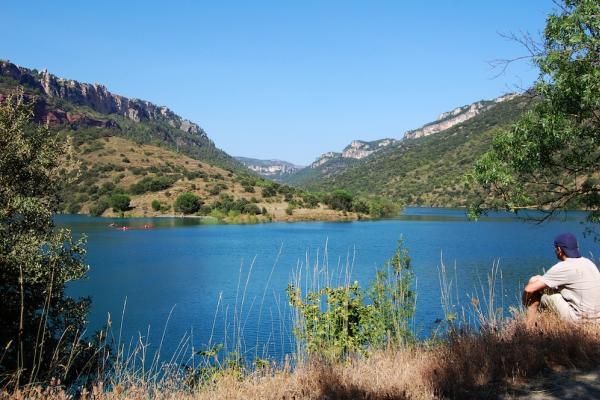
[2,1,554,165]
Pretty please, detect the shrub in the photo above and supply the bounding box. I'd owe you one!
[151,199,161,211]
[262,185,277,198]
[130,175,178,195]
[287,240,415,360]
[174,192,202,214]
[67,202,82,214]
[325,189,354,211]
[243,203,261,215]
[352,198,370,214]
[90,197,110,216]
[302,193,319,208]
[369,197,400,219]
[110,193,131,212]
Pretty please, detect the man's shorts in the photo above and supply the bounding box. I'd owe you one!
[541,293,577,323]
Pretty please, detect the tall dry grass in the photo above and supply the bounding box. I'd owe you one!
[6,313,600,399]
[5,253,600,399]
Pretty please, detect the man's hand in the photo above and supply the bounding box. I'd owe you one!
[524,275,547,294]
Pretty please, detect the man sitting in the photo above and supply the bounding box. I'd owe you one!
[523,233,600,327]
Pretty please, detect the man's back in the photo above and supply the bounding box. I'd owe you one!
[541,257,600,320]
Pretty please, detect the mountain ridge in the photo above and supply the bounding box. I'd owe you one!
[0,60,206,137]
[234,157,303,181]
[0,59,247,172]
[284,92,523,189]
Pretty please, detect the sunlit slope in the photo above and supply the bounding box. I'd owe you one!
[289,94,533,207]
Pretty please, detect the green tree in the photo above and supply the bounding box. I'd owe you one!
[0,91,97,385]
[151,199,162,211]
[174,192,202,214]
[469,0,599,230]
[109,193,131,213]
[325,189,354,211]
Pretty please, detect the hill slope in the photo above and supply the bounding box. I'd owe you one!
[0,60,243,172]
[287,94,533,207]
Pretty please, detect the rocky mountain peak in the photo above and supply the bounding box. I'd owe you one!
[0,60,206,138]
[235,157,303,181]
[403,93,518,140]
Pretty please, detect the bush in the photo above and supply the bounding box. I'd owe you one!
[243,203,261,215]
[151,199,161,211]
[352,198,370,214]
[130,175,178,195]
[174,192,202,214]
[287,240,414,360]
[90,197,110,216]
[325,189,354,211]
[369,197,400,218]
[262,185,277,198]
[110,193,131,212]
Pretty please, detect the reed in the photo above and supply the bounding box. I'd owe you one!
[5,248,600,399]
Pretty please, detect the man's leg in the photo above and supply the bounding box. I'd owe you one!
[522,289,542,327]
[541,293,577,323]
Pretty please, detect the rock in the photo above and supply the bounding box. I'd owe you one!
[0,60,205,138]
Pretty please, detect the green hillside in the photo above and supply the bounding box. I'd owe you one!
[289,94,534,207]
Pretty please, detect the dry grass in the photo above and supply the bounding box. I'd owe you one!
[6,313,600,399]
[73,136,361,222]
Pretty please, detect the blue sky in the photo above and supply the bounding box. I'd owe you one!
[2,1,554,165]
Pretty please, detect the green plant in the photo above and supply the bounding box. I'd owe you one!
[130,175,178,195]
[110,193,131,212]
[0,90,98,386]
[174,192,202,214]
[151,199,162,211]
[325,189,354,211]
[469,0,599,229]
[368,238,415,345]
[287,240,415,360]
[90,197,110,216]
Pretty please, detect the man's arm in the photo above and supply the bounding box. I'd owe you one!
[524,275,548,294]
[522,275,548,307]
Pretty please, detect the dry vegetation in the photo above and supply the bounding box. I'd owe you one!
[5,313,600,399]
[67,136,360,222]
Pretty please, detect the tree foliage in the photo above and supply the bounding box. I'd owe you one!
[174,192,202,214]
[0,91,97,385]
[469,0,600,226]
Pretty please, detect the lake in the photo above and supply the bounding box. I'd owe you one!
[61,208,598,363]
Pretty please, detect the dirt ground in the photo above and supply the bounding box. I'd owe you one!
[503,368,600,399]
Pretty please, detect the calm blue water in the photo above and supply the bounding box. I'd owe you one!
[60,208,598,363]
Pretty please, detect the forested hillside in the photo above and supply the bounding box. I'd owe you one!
[291,94,534,207]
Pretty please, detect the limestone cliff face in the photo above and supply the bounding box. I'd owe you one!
[235,157,303,180]
[310,138,397,168]
[0,60,206,137]
[403,93,518,140]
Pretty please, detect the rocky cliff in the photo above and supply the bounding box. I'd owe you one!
[403,93,518,140]
[0,60,206,137]
[235,157,303,180]
[310,139,397,168]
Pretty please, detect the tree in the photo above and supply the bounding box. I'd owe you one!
[174,192,202,214]
[109,193,131,213]
[0,91,97,385]
[469,0,599,232]
[325,189,354,211]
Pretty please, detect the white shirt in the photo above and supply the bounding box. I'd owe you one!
[540,257,600,321]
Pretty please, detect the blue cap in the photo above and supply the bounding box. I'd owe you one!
[554,233,581,258]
